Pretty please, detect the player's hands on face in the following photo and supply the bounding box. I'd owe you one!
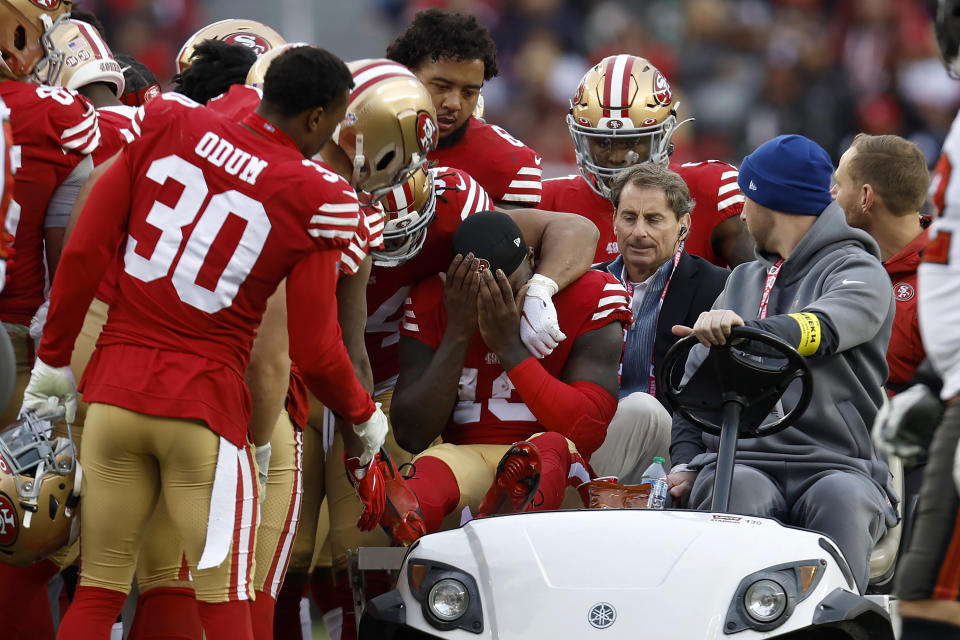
[440,253,480,338]
[686,309,745,347]
[477,268,528,368]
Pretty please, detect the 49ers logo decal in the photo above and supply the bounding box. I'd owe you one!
[223,33,271,56]
[416,111,437,154]
[573,82,585,105]
[652,71,672,106]
[893,282,915,301]
[0,493,18,547]
[29,0,61,8]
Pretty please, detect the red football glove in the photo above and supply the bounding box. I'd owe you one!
[345,452,386,531]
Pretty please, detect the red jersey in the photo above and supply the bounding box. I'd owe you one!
[0,96,13,292]
[366,167,492,391]
[92,105,137,164]
[427,117,542,206]
[0,82,100,325]
[93,105,140,306]
[539,161,744,266]
[39,93,374,446]
[885,230,928,389]
[207,84,261,121]
[204,83,384,423]
[401,270,631,445]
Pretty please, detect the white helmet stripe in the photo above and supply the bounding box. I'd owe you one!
[352,63,416,94]
[607,54,632,115]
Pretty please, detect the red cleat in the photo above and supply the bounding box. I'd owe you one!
[477,441,542,518]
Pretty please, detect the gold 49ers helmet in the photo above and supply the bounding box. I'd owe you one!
[335,59,438,200]
[245,41,310,88]
[375,165,437,266]
[176,18,285,74]
[567,54,680,198]
[42,18,123,96]
[0,0,72,81]
[0,409,80,567]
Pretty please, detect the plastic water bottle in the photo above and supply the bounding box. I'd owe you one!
[641,456,670,509]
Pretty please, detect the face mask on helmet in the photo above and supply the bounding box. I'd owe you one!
[335,59,438,201]
[0,408,80,567]
[0,0,73,82]
[373,166,437,267]
[567,54,683,199]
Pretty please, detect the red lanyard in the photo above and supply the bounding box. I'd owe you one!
[641,244,684,397]
[757,258,785,320]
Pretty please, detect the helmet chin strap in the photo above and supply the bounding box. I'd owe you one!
[350,133,365,190]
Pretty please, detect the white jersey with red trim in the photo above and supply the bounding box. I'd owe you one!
[920,112,960,399]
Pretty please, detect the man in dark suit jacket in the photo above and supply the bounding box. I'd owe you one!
[589,163,731,483]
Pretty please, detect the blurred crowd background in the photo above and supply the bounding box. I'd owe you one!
[78,0,957,176]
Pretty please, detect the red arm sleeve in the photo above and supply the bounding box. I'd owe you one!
[507,356,618,458]
[38,152,132,366]
[286,250,375,425]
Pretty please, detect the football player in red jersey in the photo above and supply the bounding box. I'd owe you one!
[45,21,210,639]
[386,8,544,207]
[540,54,755,268]
[19,46,387,640]
[358,210,630,542]
[0,0,101,431]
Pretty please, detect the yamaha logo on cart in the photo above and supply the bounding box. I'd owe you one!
[588,602,616,629]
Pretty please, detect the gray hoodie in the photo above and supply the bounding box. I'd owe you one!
[670,202,898,515]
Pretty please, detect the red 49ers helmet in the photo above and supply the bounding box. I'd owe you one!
[0,409,80,567]
[375,166,437,266]
[176,18,285,74]
[567,54,680,198]
[335,59,438,200]
[0,0,73,81]
[43,18,123,96]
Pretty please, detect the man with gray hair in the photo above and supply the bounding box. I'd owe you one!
[591,163,728,483]
[669,134,898,593]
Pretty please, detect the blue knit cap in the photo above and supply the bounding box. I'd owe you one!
[737,135,834,216]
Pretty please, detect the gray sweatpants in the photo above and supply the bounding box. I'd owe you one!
[690,464,888,593]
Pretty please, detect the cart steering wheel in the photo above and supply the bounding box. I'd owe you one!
[659,326,814,438]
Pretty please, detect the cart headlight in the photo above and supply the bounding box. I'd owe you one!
[408,560,483,634]
[744,579,787,622]
[428,578,469,621]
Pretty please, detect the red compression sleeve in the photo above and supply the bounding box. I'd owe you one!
[508,356,617,458]
[40,154,133,366]
[286,251,375,424]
